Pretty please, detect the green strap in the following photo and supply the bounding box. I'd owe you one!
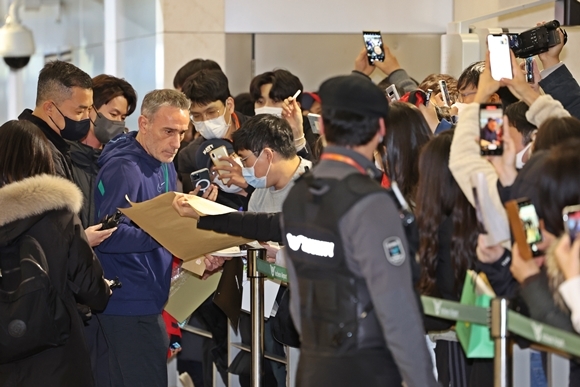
[162,164,169,193]
[421,296,489,325]
[507,310,580,357]
[253,259,580,358]
[256,259,288,282]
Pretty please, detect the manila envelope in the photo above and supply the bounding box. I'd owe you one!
[119,192,250,262]
[164,268,222,323]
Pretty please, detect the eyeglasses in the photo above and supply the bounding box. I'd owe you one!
[190,108,223,122]
[240,151,260,167]
[457,91,477,103]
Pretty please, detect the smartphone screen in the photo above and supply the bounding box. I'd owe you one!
[363,31,385,64]
[487,34,513,81]
[385,85,400,103]
[439,80,451,107]
[479,104,503,156]
[506,33,520,51]
[517,199,543,255]
[563,205,580,242]
[307,113,321,134]
[190,168,211,197]
[525,57,534,83]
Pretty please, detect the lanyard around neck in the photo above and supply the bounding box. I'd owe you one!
[319,153,367,175]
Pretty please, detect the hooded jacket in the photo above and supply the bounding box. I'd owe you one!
[0,174,109,386]
[94,131,176,316]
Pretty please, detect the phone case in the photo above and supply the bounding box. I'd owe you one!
[209,146,231,184]
[190,168,211,196]
[505,200,533,261]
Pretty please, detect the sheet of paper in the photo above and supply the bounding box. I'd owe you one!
[184,195,239,216]
[182,257,206,276]
[164,269,222,323]
[119,192,250,261]
[241,279,281,319]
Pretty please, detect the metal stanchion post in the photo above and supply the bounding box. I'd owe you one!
[247,248,266,387]
[491,298,510,387]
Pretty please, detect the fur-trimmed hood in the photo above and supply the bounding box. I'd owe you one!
[0,174,82,228]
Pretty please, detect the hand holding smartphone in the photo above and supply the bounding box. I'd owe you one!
[438,80,451,107]
[487,34,513,81]
[563,205,580,243]
[505,198,543,260]
[209,145,232,184]
[385,85,400,103]
[363,31,385,65]
[479,104,504,156]
[190,168,211,197]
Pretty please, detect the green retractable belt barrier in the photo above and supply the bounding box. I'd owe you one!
[253,258,580,360]
[256,259,288,282]
[421,296,489,326]
[507,310,580,357]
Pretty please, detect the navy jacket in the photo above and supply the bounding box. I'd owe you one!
[94,131,176,316]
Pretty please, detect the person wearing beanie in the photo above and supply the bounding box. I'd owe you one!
[280,74,440,387]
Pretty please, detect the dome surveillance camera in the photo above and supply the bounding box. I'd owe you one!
[0,0,35,70]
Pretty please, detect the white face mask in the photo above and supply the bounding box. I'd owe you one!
[193,110,231,140]
[213,174,243,193]
[254,106,283,117]
[451,102,468,116]
[516,142,533,169]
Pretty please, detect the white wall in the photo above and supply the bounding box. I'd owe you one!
[225,0,453,34]
[0,0,157,129]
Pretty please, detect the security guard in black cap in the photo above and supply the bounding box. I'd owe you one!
[281,73,439,387]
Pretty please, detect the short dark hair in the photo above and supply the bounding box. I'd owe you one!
[0,120,55,186]
[457,61,517,107]
[232,114,296,159]
[534,116,580,153]
[234,92,255,117]
[504,101,536,146]
[182,69,230,106]
[457,61,485,92]
[36,60,92,106]
[249,69,303,105]
[321,108,380,147]
[537,139,580,234]
[382,102,432,204]
[173,59,222,90]
[92,74,138,117]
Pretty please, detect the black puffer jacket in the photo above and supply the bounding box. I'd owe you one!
[0,174,110,387]
[68,140,102,228]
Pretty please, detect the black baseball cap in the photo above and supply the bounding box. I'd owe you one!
[318,74,389,119]
[195,138,234,170]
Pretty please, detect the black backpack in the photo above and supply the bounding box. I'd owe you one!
[0,234,71,364]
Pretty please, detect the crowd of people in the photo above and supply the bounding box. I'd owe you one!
[0,20,579,387]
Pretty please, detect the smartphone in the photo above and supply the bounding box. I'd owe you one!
[189,168,211,197]
[424,89,433,106]
[438,80,451,107]
[479,104,504,156]
[563,205,580,242]
[487,34,513,81]
[525,57,534,84]
[307,113,321,135]
[209,145,231,184]
[363,31,385,64]
[517,198,543,256]
[100,210,122,230]
[385,84,400,103]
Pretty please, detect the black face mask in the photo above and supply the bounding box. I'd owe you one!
[50,103,91,141]
[93,112,126,144]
